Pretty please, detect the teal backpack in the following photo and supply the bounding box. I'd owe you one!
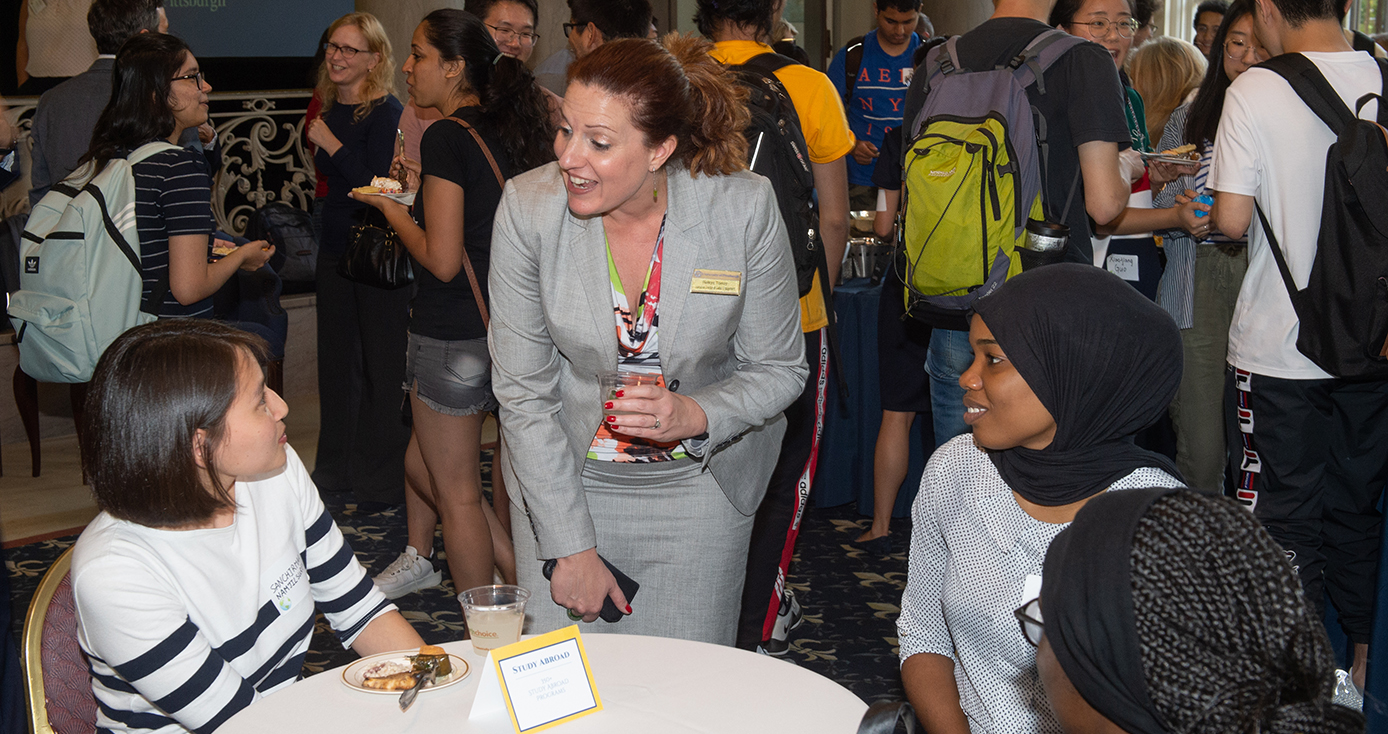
[8,142,177,383]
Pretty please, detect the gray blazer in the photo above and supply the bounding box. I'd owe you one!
[489,163,809,560]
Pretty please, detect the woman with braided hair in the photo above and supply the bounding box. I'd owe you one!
[1033,487,1365,733]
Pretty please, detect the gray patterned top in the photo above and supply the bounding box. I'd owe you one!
[898,435,1182,733]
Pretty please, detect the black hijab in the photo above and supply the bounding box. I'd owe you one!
[971,264,1183,506]
[1040,486,1182,734]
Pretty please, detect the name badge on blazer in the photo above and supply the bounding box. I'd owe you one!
[690,269,742,296]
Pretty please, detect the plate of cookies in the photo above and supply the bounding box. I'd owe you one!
[341,646,469,694]
[351,176,415,205]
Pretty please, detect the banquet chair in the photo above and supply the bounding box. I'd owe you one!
[22,546,97,734]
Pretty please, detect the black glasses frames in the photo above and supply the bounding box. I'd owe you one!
[171,71,206,88]
[1014,598,1044,647]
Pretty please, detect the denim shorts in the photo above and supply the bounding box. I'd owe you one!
[403,333,498,416]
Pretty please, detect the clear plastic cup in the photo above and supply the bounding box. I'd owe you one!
[597,370,660,417]
[459,585,529,654]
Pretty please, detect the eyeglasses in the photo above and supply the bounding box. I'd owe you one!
[323,41,368,59]
[1069,17,1143,39]
[171,70,206,88]
[1014,598,1044,647]
[486,23,539,46]
[1225,37,1271,62]
[563,21,586,36]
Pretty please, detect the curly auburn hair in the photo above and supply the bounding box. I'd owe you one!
[1130,492,1364,733]
[567,34,749,177]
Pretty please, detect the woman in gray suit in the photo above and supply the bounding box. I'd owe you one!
[489,35,808,644]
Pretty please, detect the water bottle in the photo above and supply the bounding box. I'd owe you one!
[1018,219,1069,271]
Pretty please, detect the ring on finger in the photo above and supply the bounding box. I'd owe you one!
[567,609,582,621]
[654,417,661,430]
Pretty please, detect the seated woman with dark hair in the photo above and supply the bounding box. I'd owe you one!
[71,320,424,734]
[1034,487,1365,733]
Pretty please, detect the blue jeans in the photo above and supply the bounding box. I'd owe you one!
[926,328,972,448]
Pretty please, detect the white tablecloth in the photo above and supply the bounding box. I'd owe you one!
[219,633,868,733]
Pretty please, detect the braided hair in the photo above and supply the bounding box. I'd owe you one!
[1130,493,1364,733]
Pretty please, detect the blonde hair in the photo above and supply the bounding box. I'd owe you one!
[1128,37,1206,140]
[315,12,397,123]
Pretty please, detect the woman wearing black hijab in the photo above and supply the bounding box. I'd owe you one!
[897,263,1185,733]
[1034,487,1364,734]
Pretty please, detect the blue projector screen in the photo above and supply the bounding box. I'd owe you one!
[165,0,354,58]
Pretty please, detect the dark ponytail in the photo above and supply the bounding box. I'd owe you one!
[1184,0,1252,146]
[421,9,554,172]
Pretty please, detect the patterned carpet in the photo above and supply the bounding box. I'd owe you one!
[5,450,911,705]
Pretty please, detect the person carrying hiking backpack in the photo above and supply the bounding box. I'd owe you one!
[10,33,273,384]
[700,0,853,656]
[892,0,1132,453]
[1209,0,1388,693]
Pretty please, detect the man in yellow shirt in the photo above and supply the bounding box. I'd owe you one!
[701,0,854,655]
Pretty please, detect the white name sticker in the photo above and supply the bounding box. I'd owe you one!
[266,554,309,614]
[469,626,602,733]
[1106,254,1140,282]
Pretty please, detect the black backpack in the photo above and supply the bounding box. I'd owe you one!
[246,202,319,283]
[1253,54,1388,380]
[727,53,822,296]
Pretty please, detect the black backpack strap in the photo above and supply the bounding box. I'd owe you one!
[737,51,800,77]
[1257,53,1357,136]
[843,35,866,103]
[1254,201,1304,316]
[1356,57,1388,123]
[80,180,168,317]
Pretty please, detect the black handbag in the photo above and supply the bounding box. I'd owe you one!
[337,209,414,289]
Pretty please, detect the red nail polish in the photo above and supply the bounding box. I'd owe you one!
[624,604,632,614]
[606,416,616,422]
[604,401,613,409]
[615,390,625,398]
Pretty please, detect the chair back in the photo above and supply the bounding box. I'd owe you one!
[23,546,97,734]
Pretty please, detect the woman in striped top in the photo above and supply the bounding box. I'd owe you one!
[1152,0,1262,493]
[71,320,424,734]
[80,33,275,321]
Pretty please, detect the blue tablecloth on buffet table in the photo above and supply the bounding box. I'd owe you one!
[812,278,934,517]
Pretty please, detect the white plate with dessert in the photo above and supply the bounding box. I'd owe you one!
[341,646,469,695]
[1140,144,1201,166]
[352,177,415,205]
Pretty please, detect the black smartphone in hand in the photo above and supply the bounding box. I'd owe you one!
[542,554,640,623]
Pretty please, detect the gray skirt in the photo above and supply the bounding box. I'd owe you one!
[511,457,756,645]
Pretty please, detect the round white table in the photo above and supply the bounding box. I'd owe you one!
[219,634,868,733]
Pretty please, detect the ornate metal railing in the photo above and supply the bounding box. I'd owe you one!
[3,89,315,236]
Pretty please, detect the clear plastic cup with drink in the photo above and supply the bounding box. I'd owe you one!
[459,584,529,654]
[597,370,660,417]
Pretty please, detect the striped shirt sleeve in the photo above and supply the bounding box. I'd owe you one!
[74,558,263,733]
[288,450,395,647]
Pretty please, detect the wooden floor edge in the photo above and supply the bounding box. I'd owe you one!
[4,525,87,549]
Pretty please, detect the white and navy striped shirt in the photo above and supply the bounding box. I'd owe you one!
[132,146,215,319]
[72,446,395,734]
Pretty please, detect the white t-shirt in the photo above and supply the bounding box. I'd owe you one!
[1210,51,1382,380]
[72,446,396,734]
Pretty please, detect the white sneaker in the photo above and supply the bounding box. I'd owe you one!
[373,546,442,599]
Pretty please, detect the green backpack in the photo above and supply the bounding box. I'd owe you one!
[898,30,1083,315]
